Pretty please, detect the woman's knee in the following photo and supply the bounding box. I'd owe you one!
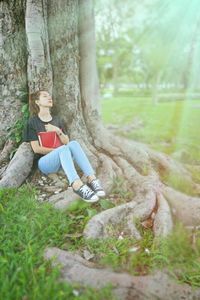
[68,140,80,148]
[57,144,69,152]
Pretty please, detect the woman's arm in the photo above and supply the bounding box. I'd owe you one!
[45,124,69,145]
[56,130,69,145]
[30,140,54,155]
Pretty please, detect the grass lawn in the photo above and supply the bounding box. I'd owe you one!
[0,186,114,300]
[101,96,200,163]
[1,184,200,300]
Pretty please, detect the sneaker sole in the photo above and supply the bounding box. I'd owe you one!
[96,191,106,197]
[81,197,99,203]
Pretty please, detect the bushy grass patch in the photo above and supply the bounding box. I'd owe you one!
[160,171,197,196]
[0,186,115,300]
[82,223,200,287]
[1,179,200,299]
[62,193,200,287]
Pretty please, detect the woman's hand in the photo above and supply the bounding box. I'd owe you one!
[45,123,69,145]
[45,124,61,135]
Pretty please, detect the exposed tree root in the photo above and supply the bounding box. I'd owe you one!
[96,153,118,194]
[147,147,200,195]
[1,130,200,232]
[153,193,173,237]
[0,140,16,178]
[99,129,199,193]
[163,186,200,226]
[49,188,80,210]
[1,131,200,234]
[0,164,8,178]
[44,247,200,300]
[0,139,15,165]
[0,142,34,188]
[83,189,156,239]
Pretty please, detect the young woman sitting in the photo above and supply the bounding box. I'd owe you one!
[23,90,106,203]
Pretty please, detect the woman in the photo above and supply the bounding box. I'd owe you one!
[24,90,106,203]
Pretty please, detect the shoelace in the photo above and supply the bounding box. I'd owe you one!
[80,185,94,198]
[91,179,102,190]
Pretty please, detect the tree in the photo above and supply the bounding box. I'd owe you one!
[1,0,200,298]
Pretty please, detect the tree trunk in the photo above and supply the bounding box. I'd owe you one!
[0,0,27,145]
[1,0,200,297]
[152,71,162,105]
[25,0,53,95]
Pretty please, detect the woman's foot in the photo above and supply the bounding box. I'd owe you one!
[87,178,106,197]
[72,180,99,203]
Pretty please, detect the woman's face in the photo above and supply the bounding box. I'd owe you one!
[36,91,53,108]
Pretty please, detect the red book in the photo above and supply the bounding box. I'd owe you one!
[37,131,62,148]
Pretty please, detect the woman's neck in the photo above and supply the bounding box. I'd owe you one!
[38,108,52,122]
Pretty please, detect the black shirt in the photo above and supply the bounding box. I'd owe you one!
[23,115,67,160]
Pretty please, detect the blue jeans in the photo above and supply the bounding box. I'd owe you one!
[38,140,95,186]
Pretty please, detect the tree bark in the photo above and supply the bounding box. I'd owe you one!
[79,0,101,121]
[0,142,34,187]
[25,0,53,95]
[48,0,81,133]
[0,0,27,143]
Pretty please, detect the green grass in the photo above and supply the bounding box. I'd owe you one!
[101,96,200,164]
[82,223,200,287]
[1,182,200,300]
[0,186,115,300]
[62,193,200,288]
[160,170,198,196]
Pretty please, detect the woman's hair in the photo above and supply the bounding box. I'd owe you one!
[29,90,42,115]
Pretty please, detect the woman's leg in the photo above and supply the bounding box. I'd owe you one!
[66,141,105,197]
[63,140,105,197]
[38,144,99,202]
[38,145,80,185]
[67,140,95,178]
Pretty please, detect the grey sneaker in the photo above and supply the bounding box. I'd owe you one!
[73,184,99,203]
[87,179,106,197]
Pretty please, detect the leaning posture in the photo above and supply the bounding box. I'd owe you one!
[23,90,106,202]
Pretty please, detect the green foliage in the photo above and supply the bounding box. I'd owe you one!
[83,223,200,287]
[186,165,200,184]
[152,223,200,287]
[6,88,29,147]
[1,182,200,300]
[96,0,200,90]
[111,176,135,202]
[86,238,136,271]
[7,103,29,148]
[0,186,114,300]
[99,199,115,210]
[60,191,200,287]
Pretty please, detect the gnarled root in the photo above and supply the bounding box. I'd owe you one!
[0,142,34,188]
[83,189,156,239]
[153,193,173,237]
[0,139,16,165]
[44,247,200,300]
[163,186,200,226]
